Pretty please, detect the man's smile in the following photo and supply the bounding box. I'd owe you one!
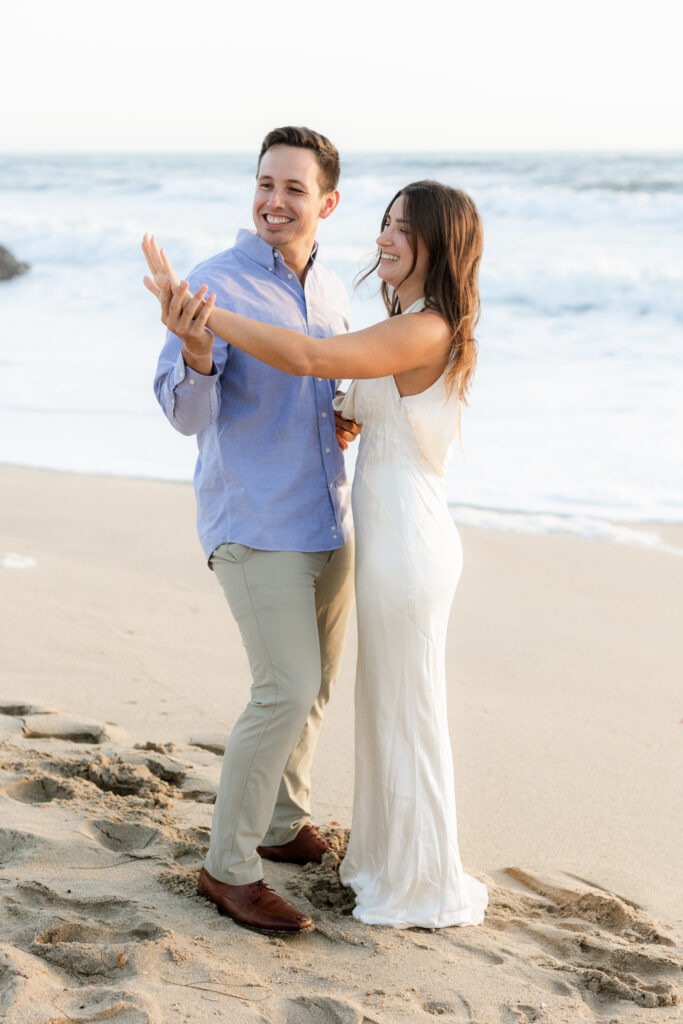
[264,214,294,225]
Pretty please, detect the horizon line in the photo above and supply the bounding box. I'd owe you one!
[2,147,683,157]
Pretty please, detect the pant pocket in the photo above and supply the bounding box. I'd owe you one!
[210,542,253,568]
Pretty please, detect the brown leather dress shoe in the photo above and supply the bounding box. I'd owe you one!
[257,822,331,865]
[197,867,313,934]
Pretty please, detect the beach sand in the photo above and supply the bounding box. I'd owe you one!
[0,464,681,1024]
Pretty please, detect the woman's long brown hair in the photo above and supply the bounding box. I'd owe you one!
[357,180,483,402]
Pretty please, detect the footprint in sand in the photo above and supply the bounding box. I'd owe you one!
[493,867,682,1010]
[168,837,208,867]
[188,733,226,756]
[3,881,166,981]
[503,1004,546,1023]
[3,775,78,804]
[0,699,51,717]
[138,751,219,803]
[6,880,137,920]
[134,752,186,786]
[0,946,154,1024]
[282,995,366,1023]
[1,881,165,1021]
[0,944,66,1022]
[51,989,154,1024]
[80,818,207,868]
[64,754,176,806]
[423,994,473,1019]
[80,819,162,853]
[0,828,43,867]
[507,867,674,945]
[0,699,111,745]
[33,918,166,977]
[1,753,177,810]
[22,712,108,743]
[68,751,220,806]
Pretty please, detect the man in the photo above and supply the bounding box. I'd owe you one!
[153,127,357,935]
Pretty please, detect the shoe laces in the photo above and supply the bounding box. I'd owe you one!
[248,879,275,905]
[303,823,327,842]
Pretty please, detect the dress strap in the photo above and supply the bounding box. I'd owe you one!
[401,296,427,315]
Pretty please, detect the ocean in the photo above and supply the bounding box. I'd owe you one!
[1,152,682,542]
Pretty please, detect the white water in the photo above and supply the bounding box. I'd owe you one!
[1,152,681,541]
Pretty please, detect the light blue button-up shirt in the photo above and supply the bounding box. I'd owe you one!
[154,229,353,561]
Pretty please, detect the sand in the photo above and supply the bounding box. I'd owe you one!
[0,464,681,1024]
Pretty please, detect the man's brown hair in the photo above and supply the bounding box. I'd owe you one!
[257,126,340,194]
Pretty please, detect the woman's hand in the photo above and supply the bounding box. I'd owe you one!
[142,233,182,299]
[142,234,216,375]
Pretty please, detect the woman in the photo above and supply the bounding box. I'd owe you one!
[143,179,488,929]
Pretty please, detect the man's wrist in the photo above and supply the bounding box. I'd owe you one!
[182,344,214,376]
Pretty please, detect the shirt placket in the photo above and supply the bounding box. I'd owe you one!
[303,267,342,544]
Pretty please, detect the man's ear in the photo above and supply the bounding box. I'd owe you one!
[319,189,340,221]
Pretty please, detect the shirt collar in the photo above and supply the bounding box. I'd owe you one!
[234,228,318,273]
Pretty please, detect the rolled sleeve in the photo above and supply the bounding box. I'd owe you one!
[156,348,220,436]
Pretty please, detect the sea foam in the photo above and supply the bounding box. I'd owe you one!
[1,152,681,532]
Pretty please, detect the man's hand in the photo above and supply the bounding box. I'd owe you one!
[335,410,361,451]
[161,280,216,376]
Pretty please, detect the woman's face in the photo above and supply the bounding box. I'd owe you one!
[375,194,429,292]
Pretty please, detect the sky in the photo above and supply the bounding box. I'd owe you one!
[1,0,681,152]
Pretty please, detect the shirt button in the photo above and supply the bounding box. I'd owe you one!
[321,412,327,418]
[287,273,293,279]
[330,525,336,531]
[317,377,323,381]
[189,378,196,386]
[268,267,273,272]
[325,447,330,454]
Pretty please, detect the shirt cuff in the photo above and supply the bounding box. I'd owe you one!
[170,349,218,393]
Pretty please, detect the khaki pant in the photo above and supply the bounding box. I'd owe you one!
[204,537,355,885]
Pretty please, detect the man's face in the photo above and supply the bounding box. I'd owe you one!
[253,145,336,254]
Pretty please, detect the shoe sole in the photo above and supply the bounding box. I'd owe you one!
[197,886,315,936]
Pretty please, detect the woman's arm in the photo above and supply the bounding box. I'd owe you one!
[204,302,450,380]
[143,235,451,379]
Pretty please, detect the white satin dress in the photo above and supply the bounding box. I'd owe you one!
[334,298,488,929]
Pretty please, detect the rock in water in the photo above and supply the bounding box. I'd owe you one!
[0,244,29,280]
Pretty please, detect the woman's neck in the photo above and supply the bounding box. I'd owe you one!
[396,277,426,312]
